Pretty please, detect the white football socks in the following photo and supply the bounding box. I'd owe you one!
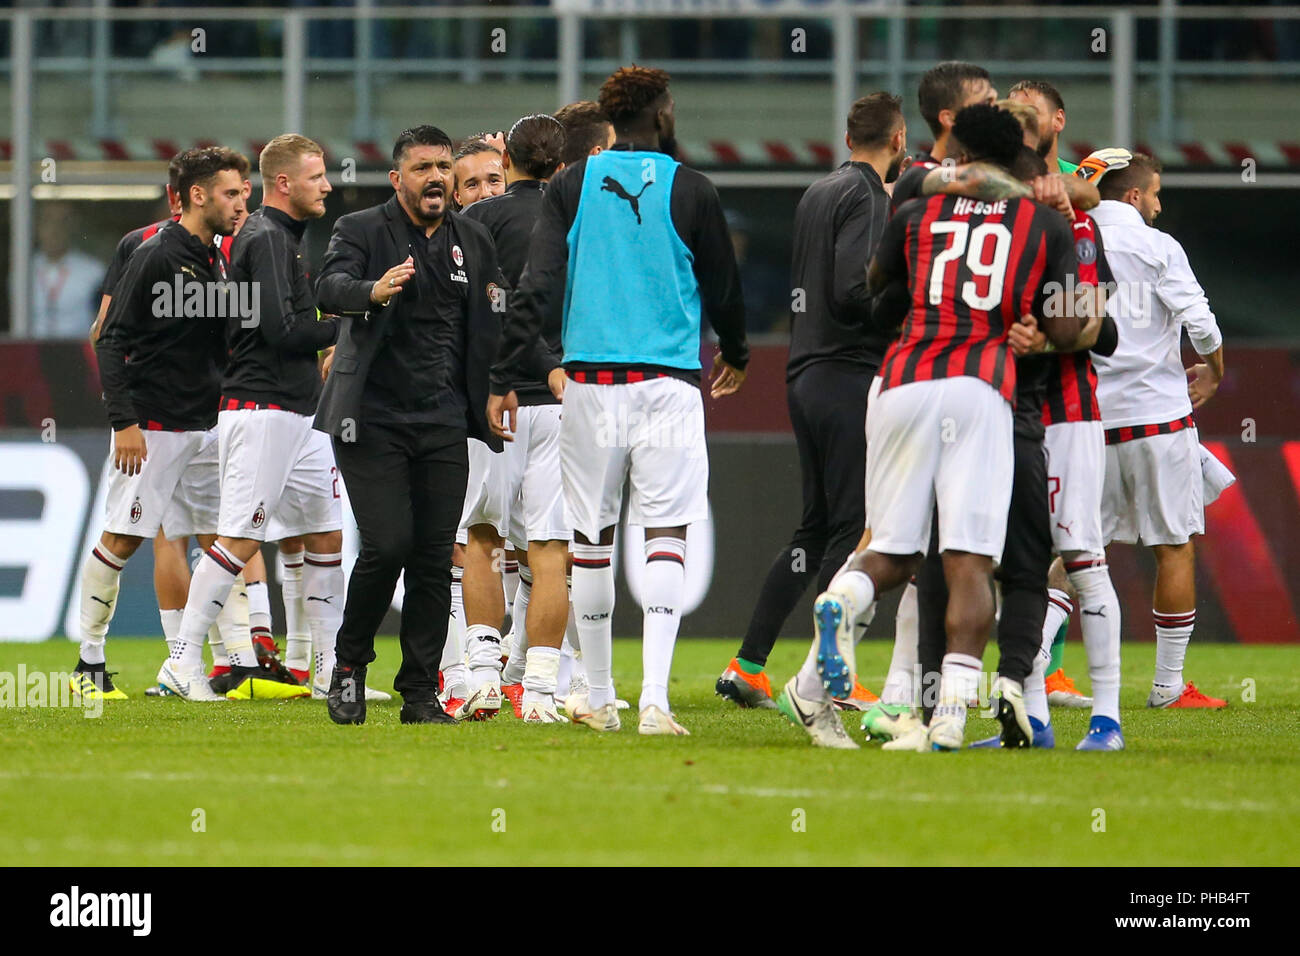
[279,550,310,672]
[78,545,124,665]
[246,579,272,646]
[640,536,686,714]
[1068,560,1122,722]
[159,608,184,658]
[442,565,468,697]
[218,577,255,669]
[502,556,520,608]
[571,542,615,710]
[939,653,982,710]
[881,580,919,707]
[465,624,504,685]
[501,566,532,685]
[1028,588,1073,725]
[1153,608,1195,693]
[303,552,343,685]
[171,543,245,671]
[521,645,561,709]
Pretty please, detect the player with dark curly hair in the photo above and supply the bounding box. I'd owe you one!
[488,65,749,736]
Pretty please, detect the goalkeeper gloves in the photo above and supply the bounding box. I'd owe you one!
[1075,147,1133,184]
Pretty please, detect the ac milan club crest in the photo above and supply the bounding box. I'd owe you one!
[129,497,142,524]
[251,504,266,528]
[452,244,464,267]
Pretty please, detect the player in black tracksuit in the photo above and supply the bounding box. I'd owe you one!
[223,205,339,410]
[717,93,907,708]
[97,221,229,434]
[77,147,247,698]
[459,114,571,717]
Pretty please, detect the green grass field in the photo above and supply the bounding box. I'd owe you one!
[1,637,1296,866]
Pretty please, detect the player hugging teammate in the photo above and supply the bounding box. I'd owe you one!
[775,62,1228,753]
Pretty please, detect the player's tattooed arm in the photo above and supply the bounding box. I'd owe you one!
[1060,174,1099,210]
[920,161,1033,201]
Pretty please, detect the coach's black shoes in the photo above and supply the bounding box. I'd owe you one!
[399,696,457,725]
[327,664,368,725]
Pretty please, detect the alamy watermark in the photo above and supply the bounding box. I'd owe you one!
[152,275,260,329]
[0,665,103,718]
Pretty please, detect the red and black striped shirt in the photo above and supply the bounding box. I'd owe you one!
[873,193,1076,403]
[1043,212,1117,426]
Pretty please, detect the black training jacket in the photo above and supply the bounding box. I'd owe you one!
[786,160,894,380]
[223,206,339,414]
[95,220,228,432]
[463,180,560,406]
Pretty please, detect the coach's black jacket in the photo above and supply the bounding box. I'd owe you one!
[225,206,339,414]
[313,195,505,451]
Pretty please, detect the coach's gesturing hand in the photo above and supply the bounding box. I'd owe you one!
[710,352,746,398]
[370,256,416,306]
[113,424,148,477]
[488,390,519,441]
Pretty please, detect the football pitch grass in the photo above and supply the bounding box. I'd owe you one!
[1,638,1296,866]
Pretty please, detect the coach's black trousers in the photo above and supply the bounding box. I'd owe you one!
[332,422,468,698]
[738,360,874,667]
[916,429,1051,722]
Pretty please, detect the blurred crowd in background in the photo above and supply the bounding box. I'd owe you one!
[7,1,1300,63]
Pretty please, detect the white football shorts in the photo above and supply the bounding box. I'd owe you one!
[103,426,219,540]
[560,376,708,541]
[1044,419,1106,557]
[864,375,1014,561]
[218,408,342,541]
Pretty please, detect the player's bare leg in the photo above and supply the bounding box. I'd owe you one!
[928,550,997,749]
[512,539,568,722]
[1148,540,1221,707]
[783,548,918,749]
[458,523,506,718]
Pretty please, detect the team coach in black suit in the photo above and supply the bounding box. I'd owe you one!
[314,125,505,725]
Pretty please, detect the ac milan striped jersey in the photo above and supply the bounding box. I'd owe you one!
[873,192,1076,403]
[1042,211,1119,425]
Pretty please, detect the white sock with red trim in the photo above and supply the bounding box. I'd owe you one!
[172,543,245,671]
[502,566,532,685]
[641,536,686,713]
[246,579,272,649]
[571,543,615,710]
[303,551,343,684]
[279,550,310,673]
[1067,559,1122,723]
[78,545,125,665]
